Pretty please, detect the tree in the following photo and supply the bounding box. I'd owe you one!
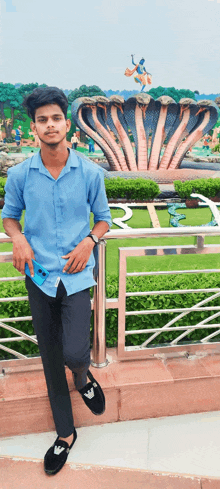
[0,83,24,138]
[147,86,196,103]
[68,85,106,105]
[15,83,48,138]
[147,86,167,100]
[177,88,196,101]
[0,82,49,139]
[17,82,47,99]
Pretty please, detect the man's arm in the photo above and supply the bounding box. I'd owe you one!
[62,220,109,274]
[3,218,35,276]
[90,220,109,239]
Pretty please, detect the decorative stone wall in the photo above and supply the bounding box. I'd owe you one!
[0,153,29,177]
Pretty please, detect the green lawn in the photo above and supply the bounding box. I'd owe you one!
[1,207,220,278]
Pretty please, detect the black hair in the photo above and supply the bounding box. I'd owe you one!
[22,86,68,122]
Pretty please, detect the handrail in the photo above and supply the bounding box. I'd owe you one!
[103,226,220,238]
[1,225,220,366]
[1,224,220,245]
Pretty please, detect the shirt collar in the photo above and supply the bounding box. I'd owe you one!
[29,147,80,172]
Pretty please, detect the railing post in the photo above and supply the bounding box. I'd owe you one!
[197,235,205,250]
[91,238,108,367]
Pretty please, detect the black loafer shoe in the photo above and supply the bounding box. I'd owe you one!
[78,369,105,415]
[44,427,77,475]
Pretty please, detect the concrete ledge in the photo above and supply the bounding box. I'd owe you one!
[1,349,220,437]
[1,457,220,489]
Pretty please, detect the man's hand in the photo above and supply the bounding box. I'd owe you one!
[12,234,35,276]
[62,237,95,274]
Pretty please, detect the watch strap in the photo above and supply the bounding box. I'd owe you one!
[87,233,99,245]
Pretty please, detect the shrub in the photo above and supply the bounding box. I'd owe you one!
[4,137,15,143]
[0,177,6,197]
[104,177,160,200]
[212,143,220,153]
[174,178,220,199]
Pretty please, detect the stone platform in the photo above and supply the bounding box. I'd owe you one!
[2,348,220,438]
[2,348,220,487]
[103,169,219,184]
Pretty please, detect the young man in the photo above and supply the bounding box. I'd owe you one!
[1,86,112,476]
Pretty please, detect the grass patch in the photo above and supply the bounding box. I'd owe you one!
[1,207,220,278]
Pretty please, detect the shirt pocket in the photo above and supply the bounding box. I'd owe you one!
[59,179,88,222]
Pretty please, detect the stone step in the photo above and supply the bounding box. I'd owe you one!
[1,348,220,438]
[1,415,220,488]
[0,458,209,489]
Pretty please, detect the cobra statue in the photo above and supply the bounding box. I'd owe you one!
[71,94,219,172]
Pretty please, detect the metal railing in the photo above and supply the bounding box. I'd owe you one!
[1,225,220,366]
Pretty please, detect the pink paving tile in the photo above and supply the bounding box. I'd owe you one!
[164,357,212,380]
[0,363,113,403]
[1,369,48,400]
[108,358,173,386]
[0,387,120,437]
[0,396,55,437]
[201,477,220,489]
[0,458,202,489]
[200,354,220,377]
[119,377,220,421]
[84,365,115,389]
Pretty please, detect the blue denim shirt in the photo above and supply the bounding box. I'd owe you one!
[1,149,112,297]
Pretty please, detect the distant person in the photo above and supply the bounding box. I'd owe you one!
[88,137,95,153]
[71,132,79,150]
[202,134,211,152]
[212,127,220,145]
[15,126,23,146]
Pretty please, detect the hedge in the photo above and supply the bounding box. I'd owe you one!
[213,143,220,153]
[0,176,160,200]
[0,177,6,198]
[174,178,220,199]
[1,273,220,360]
[104,177,160,200]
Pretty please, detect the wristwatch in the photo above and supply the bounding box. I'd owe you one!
[87,233,99,245]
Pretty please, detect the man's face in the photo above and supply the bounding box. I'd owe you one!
[30,104,71,147]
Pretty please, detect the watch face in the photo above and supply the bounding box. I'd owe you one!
[91,234,98,243]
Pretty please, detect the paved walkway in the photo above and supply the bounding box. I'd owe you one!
[1,411,220,479]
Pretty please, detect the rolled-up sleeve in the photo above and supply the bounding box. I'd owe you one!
[1,167,25,221]
[89,169,112,229]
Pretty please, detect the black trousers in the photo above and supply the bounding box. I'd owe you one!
[25,275,92,437]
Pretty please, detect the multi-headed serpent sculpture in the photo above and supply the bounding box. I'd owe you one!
[71,94,219,172]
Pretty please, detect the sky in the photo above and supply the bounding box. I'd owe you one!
[0,0,220,94]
